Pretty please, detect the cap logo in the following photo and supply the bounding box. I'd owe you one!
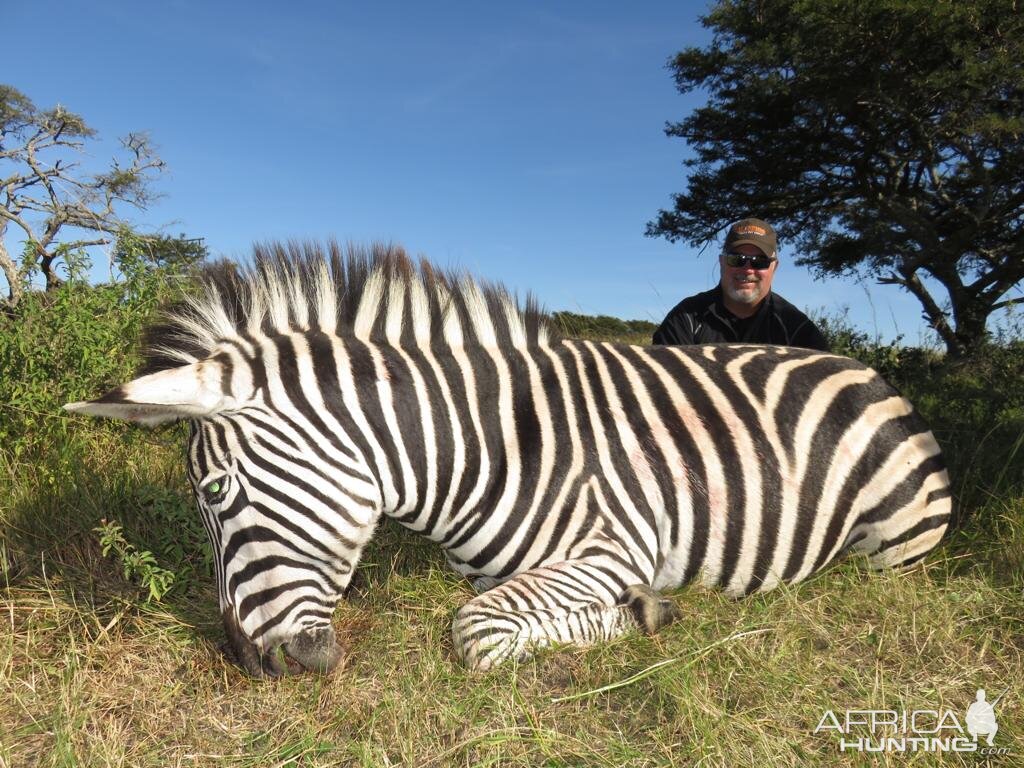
[735,225,766,236]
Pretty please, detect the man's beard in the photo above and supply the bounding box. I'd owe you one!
[724,275,765,306]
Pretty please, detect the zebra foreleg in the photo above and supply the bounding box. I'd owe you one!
[451,561,679,671]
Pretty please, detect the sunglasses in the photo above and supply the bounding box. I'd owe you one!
[723,252,776,270]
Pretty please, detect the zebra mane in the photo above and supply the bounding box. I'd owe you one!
[139,241,557,375]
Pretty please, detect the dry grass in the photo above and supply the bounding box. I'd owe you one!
[1,438,1022,768]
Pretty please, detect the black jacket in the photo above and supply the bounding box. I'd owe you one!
[652,287,829,351]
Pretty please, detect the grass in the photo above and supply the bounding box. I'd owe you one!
[2,437,1022,766]
[2,339,1023,766]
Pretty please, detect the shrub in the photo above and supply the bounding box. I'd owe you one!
[0,234,206,600]
[552,311,657,344]
[814,308,1024,515]
[0,235,192,468]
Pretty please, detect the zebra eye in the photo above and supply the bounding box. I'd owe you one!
[201,477,230,504]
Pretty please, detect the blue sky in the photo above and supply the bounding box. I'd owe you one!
[5,0,946,342]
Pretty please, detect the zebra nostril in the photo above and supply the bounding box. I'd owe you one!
[283,625,344,675]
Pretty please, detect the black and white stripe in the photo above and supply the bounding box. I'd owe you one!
[67,242,951,672]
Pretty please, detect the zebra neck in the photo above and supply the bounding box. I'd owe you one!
[354,339,520,544]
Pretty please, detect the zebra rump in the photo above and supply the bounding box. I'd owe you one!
[66,241,951,674]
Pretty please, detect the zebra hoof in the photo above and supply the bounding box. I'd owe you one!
[618,585,681,634]
[284,626,345,675]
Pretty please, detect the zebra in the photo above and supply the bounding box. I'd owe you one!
[65,242,952,675]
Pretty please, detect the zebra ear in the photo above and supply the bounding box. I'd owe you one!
[64,361,229,426]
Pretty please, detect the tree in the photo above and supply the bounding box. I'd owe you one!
[0,84,165,308]
[647,0,1024,357]
[112,229,208,272]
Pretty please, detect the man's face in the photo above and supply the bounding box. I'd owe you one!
[719,243,777,308]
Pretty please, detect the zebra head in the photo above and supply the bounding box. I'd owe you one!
[66,351,377,678]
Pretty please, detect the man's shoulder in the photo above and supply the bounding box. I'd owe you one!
[653,288,723,345]
[768,291,813,320]
[766,291,831,350]
[669,287,719,315]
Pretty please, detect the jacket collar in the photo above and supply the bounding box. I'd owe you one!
[706,285,773,324]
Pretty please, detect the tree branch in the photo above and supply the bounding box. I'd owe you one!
[0,221,21,305]
[991,296,1024,312]
[880,267,960,351]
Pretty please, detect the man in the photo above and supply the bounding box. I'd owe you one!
[652,218,829,351]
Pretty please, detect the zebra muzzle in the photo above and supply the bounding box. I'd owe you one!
[220,608,344,678]
[283,625,345,675]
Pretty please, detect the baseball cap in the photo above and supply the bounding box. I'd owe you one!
[724,218,777,258]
